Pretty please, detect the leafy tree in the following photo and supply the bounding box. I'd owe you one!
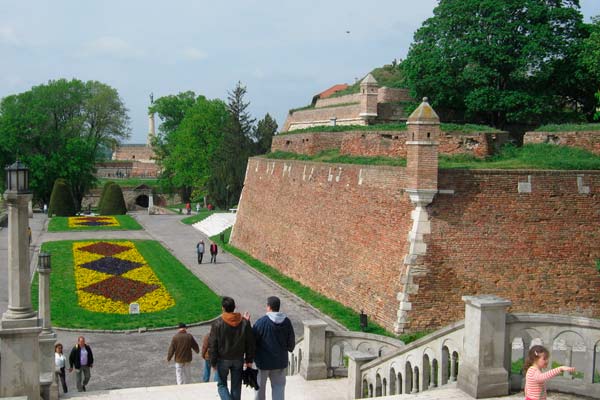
[254,113,278,154]
[403,0,594,128]
[580,16,600,119]
[0,79,130,207]
[207,82,256,208]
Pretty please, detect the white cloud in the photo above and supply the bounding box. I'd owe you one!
[0,26,21,46]
[82,36,144,59]
[182,47,207,61]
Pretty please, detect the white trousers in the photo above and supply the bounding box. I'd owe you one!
[175,362,192,385]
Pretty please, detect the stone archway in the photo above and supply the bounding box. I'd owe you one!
[135,194,149,208]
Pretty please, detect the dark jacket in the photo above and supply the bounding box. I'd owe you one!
[253,312,295,370]
[209,312,255,367]
[69,344,94,369]
[210,244,218,255]
[167,331,199,363]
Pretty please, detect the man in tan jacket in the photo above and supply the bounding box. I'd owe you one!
[167,323,200,384]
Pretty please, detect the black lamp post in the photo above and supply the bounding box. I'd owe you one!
[359,310,368,332]
[5,160,30,193]
[38,251,51,271]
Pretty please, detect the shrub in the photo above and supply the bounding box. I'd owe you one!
[99,183,127,215]
[97,181,115,211]
[48,179,76,217]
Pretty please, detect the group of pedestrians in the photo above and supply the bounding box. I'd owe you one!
[167,295,295,400]
[54,336,94,393]
[196,239,219,264]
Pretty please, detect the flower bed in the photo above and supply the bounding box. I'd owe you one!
[32,240,221,330]
[69,216,119,228]
[73,241,175,314]
[48,215,143,231]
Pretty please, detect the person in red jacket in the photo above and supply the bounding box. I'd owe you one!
[210,242,218,264]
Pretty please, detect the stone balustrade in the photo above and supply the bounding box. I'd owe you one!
[290,295,600,399]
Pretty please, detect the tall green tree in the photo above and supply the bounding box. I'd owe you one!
[580,16,600,119]
[254,113,278,154]
[0,79,130,206]
[403,0,594,128]
[207,82,255,208]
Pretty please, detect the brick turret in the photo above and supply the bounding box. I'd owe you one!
[359,73,378,122]
[405,97,439,192]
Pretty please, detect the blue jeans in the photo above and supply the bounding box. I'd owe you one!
[203,359,212,382]
[255,368,286,400]
[217,359,244,400]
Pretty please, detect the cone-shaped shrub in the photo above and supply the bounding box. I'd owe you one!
[48,178,76,217]
[99,183,127,215]
[97,181,115,212]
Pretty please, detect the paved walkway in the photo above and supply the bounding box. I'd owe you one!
[0,212,344,391]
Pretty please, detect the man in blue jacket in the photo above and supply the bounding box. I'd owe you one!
[252,296,295,400]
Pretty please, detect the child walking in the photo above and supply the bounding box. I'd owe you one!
[55,343,68,393]
[523,345,575,400]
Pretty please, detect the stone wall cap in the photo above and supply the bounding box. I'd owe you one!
[346,350,378,361]
[303,319,329,327]
[462,295,512,308]
[407,98,440,125]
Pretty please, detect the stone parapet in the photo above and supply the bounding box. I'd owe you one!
[523,130,600,155]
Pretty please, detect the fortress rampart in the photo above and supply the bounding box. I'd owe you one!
[272,130,511,158]
[524,130,600,155]
[231,157,600,332]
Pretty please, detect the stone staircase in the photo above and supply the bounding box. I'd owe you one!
[192,212,237,237]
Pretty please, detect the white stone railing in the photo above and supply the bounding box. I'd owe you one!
[353,320,464,398]
[292,297,600,399]
[506,313,600,399]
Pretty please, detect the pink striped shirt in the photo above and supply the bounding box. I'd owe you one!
[524,366,563,400]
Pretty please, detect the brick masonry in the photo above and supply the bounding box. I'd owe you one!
[272,131,511,158]
[231,158,600,332]
[524,131,600,155]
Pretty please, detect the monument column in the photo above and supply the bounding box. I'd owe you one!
[0,161,42,399]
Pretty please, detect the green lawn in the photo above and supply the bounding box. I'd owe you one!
[47,215,143,232]
[279,122,501,135]
[265,144,600,170]
[210,228,428,343]
[181,210,218,225]
[32,240,221,330]
[535,123,600,132]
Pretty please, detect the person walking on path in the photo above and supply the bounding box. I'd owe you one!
[68,336,94,392]
[253,296,295,400]
[201,331,214,382]
[186,202,191,215]
[210,242,218,264]
[523,345,575,400]
[197,240,205,264]
[196,202,201,214]
[209,296,255,400]
[167,323,200,385]
[55,343,68,393]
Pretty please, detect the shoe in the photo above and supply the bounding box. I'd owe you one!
[83,385,86,392]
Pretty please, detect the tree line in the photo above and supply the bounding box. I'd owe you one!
[150,82,277,209]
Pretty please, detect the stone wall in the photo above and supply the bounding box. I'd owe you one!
[315,93,361,108]
[271,130,511,158]
[232,157,600,332]
[113,144,155,162]
[284,104,364,132]
[523,131,600,155]
[231,158,413,330]
[377,87,411,103]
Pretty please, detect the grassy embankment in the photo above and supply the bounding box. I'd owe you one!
[31,240,221,330]
[265,143,600,171]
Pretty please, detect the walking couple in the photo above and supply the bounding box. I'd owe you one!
[197,240,218,264]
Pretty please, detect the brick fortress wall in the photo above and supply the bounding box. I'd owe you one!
[524,131,600,155]
[232,158,600,332]
[271,130,511,158]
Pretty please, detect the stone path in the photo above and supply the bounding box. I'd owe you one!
[0,212,344,391]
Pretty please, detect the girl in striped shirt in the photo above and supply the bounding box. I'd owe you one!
[523,345,575,400]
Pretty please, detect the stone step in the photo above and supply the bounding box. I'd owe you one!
[192,212,236,237]
[60,376,348,400]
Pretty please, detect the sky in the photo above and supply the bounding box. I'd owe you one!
[1,1,600,144]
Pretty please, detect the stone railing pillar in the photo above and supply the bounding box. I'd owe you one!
[300,320,328,380]
[458,295,511,398]
[346,351,376,400]
[38,254,58,400]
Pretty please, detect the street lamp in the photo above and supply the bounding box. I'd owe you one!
[5,160,30,193]
[38,251,51,271]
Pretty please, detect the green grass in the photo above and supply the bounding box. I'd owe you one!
[265,150,407,167]
[535,123,600,132]
[511,359,524,375]
[97,178,161,188]
[31,240,221,330]
[181,210,218,225]
[329,64,408,98]
[47,215,143,232]
[266,144,600,170]
[210,228,428,343]
[280,122,500,135]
